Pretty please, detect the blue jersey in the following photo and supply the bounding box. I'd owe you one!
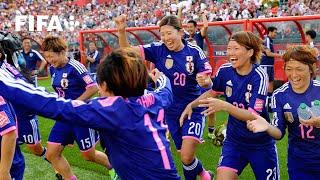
[87,50,101,73]
[0,95,16,137]
[0,94,24,169]
[0,72,180,180]
[184,31,205,50]
[260,36,275,66]
[20,49,45,71]
[141,41,212,112]
[212,63,274,147]
[0,62,36,122]
[271,80,320,169]
[50,59,96,99]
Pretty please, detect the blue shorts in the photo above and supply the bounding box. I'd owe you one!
[218,141,279,180]
[48,121,99,151]
[11,145,25,180]
[261,65,274,81]
[166,109,205,150]
[17,117,41,145]
[288,154,320,180]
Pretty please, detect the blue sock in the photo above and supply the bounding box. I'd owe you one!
[183,158,204,180]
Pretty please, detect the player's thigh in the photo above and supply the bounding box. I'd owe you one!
[166,114,183,151]
[180,138,199,163]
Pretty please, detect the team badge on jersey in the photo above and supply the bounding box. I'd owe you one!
[165,56,173,69]
[245,84,252,103]
[29,53,33,57]
[284,111,294,123]
[185,56,194,74]
[0,111,10,128]
[226,86,232,97]
[61,78,69,89]
[245,92,252,103]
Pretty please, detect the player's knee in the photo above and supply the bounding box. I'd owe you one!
[81,151,95,161]
[180,153,194,165]
[27,145,43,156]
[45,150,59,161]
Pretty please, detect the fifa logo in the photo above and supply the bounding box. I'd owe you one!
[15,15,79,32]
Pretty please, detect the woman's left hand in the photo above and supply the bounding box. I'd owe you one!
[196,74,211,88]
[198,98,227,116]
[299,115,320,128]
[149,68,163,83]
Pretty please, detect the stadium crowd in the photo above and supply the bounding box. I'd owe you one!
[0,0,319,45]
[0,0,320,180]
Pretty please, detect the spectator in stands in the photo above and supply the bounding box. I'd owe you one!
[305,29,319,59]
[1,0,319,46]
[85,41,101,80]
[20,38,47,76]
[260,26,282,111]
[178,6,208,50]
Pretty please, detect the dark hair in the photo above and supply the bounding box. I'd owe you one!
[0,44,5,61]
[22,38,31,43]
[306,29,317,39]
[41,36,67,52]
[283,45,317,78]
[267,26,277,34]
[159,16,182,31]
[97,48,148,98]
[229,31,264,63]
[187,20,197,27]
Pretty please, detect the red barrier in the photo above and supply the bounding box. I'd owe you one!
[80,15,320,81]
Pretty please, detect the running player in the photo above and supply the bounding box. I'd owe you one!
[42,36,111,180]
[0,50,25,180]
[115,15,213,180]
[247,45,320,179]
[181,31,279,180]
[0,48,180,180]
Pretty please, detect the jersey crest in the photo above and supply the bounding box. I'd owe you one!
[245,84,252,103]
[165,56,173,69]
[185,56,194,74]
[226,86,232,97]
